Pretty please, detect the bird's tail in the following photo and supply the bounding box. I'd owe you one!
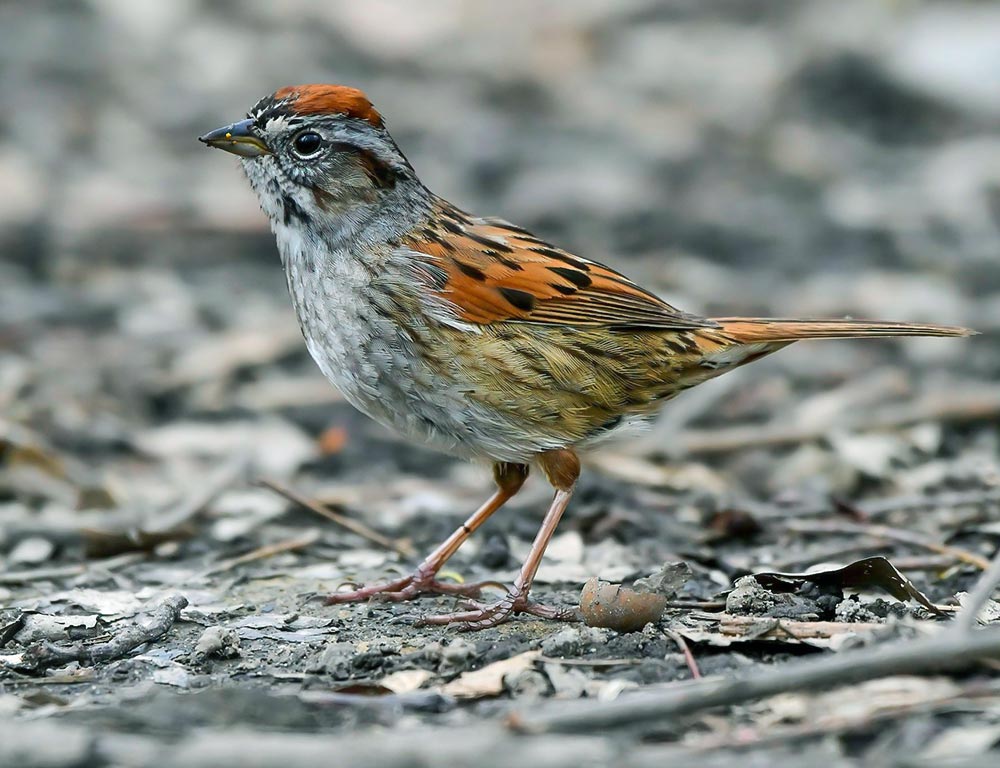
[710,317,975,344]
[680,317,975,378]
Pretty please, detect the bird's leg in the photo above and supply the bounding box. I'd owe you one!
[417,449,581,630]
[326,462,528,604]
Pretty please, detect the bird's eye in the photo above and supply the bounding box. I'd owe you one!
[292,131,323,158]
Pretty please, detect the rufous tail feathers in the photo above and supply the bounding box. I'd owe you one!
[711,317,976,344]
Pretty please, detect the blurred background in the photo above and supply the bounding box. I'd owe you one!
[1,0,998,540]
[2,2,1000,756]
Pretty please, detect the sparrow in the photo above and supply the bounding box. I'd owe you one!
[200,84,973,630]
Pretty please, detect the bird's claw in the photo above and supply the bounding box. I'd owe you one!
[325,569,502,605]
[415,589,579,630]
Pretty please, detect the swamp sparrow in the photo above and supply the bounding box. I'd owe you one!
[201,85,972,630]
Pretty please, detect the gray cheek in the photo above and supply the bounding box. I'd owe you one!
[240,160,282,219]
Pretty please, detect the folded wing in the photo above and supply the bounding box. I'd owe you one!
[404,200,714,331]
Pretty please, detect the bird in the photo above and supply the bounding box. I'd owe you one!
[200,84,973,630]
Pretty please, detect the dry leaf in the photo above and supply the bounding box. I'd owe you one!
[441,650,540,699]
[380,669,434,694]
[752,556,941,614]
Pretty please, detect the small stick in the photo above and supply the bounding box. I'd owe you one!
[718,615,889,638]
[686,680,1000,755]
[257,478,413,558]
[677,389,1000,455]
[537,656,646,668]
[13,594,188,671]
[663,600,727,612]
[663,627,701,679]
[783,519,991,570]
[860,487,1000,520]
[514,626,1000,733]
[954,545,1000,634]
[2,669,96,686]
[196,529,322,578]
[0,552,146,585]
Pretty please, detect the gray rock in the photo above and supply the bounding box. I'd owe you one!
[8,537,55,565]
[540,626,611,657]
[726,576,820,620]
[306,642,356,678]
[192,626,241,662]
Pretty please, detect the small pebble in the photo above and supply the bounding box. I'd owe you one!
[440,638,477,668]
[9,537,55,565]
[191,626,241,662]
[503,668,551,700]
[726,576,819,619]
[306,642,355,678]
[540,626,609,657]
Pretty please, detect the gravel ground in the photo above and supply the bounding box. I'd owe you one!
[2,2,1000,766]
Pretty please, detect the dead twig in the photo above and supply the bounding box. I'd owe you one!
[1,669,96,686]
[0,552,146,585]
[860,487,1000,520]
[664,600,727,612]
[782,519,991,571]
[258,478,413,558]
[513,625,1000,733]
[686,679,1000,755]
[195,529,322,578]
[718,615,889,639]
[82,454,249,557]
[663,627,701,679]
[537,656,646,668]
[954,544,1000,634]
[1,457,246,556]
[11,594,188,671]
[676,388,1000,455]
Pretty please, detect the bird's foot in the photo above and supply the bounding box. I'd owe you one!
[325,566,502,605]
[414,588,579,631]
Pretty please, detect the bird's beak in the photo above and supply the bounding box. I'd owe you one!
[198,119,271,158]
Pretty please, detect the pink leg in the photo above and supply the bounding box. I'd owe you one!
[326,463,527,605]
[417,449,582,630]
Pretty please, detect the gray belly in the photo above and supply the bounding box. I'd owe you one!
[279,239,579,463]
[284,263,493,459]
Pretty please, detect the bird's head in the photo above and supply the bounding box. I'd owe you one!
[200,84,419,228]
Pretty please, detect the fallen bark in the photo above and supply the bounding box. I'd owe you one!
[12,594,188,671]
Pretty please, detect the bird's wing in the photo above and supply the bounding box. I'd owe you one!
[402,201,715,331]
